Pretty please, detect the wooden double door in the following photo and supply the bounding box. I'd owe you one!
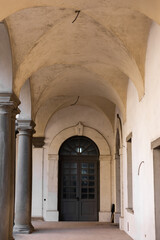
[58,136,99,221]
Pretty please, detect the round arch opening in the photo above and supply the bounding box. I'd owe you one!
[58,136,100,221]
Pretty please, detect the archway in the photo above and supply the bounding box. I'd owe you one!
[58,136,100,221]
[46,125,112,222]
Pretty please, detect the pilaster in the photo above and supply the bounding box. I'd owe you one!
[46,154,59,221]
[32,137,45,218]
[99,155,112,222]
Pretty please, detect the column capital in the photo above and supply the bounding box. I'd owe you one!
[48,154,59,161]
[33,137,45,148]
[0,92,20,114]
[99,155,112,161]
[0,92,20,106]
[17,119,36,134]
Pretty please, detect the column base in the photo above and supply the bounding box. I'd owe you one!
[45,210,59,221]
[99,211,111,222]
[114,212,121,224]
[119,216,124,230]
[13,224,34,234]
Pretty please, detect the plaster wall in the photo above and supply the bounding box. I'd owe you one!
[31,22,160,236]
[123,22,160,240]
[45,105,113,154]
[32,105,114,222]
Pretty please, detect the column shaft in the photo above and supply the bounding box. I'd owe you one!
[14,120,35,234]
[0,93,20,240]
[0,106,12,240]
[9,111,18,240]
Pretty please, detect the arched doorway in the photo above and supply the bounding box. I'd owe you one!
[58,136,100,221]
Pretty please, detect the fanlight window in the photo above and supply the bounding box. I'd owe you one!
[59,136,99,156]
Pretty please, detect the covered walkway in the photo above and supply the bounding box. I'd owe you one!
[14,221,132,240]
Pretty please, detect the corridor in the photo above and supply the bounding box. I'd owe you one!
[1,1,160,240]
[14,221,132,240]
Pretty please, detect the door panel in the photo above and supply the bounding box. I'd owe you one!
[79,161,98,221]
[59,158,98,221]
[60,161,78,221]
[61,200,78,221]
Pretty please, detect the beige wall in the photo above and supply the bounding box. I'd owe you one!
[32,105,115,223]
[32,22,160,239]
[45,105,114,153]
[122,22,160,240]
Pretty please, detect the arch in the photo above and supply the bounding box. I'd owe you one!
[59,135,100,156]
[0,1,159,26]
[49,125,110,156]
[31,64,126,121]
[34,96,115,137]
[0,22,13,92]
[115,115,123,148]
[43,105,114,156]
[13,11,144,99]
[114,114,124,225]
[18,78,32,119]
[46,124,112,222]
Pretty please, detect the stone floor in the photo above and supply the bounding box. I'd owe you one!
[14,221,133,240]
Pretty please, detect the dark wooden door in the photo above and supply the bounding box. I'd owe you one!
[58,136,99,221]
[59,159,79,221]
[79,158,98,221]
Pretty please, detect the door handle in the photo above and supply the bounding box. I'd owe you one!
[76,197,80,201]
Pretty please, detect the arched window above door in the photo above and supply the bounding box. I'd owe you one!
[59,136,99,156]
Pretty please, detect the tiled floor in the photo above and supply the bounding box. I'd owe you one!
[14,221,133,240]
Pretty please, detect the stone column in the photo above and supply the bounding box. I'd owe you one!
[0,93,20,240]
[9,111,20,240]
[14,120,35,234]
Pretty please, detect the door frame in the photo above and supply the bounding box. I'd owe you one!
[45,125,112,222]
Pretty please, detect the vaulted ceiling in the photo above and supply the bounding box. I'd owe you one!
[1,0,156,133]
